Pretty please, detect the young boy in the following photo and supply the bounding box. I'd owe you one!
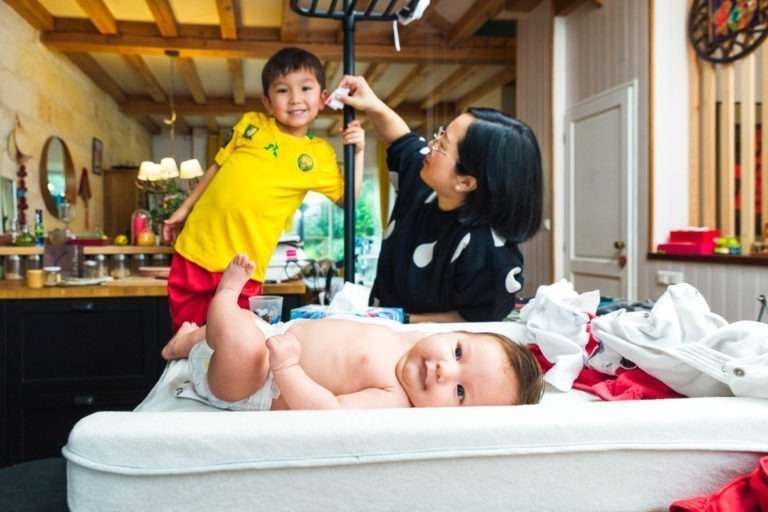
[162,254,545,410]
[163,47,364,331]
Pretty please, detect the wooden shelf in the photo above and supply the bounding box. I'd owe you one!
[0,245,174,256]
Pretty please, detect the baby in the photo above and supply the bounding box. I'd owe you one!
[162,254,544,410]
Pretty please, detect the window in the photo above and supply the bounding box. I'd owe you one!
[295,175,383,284]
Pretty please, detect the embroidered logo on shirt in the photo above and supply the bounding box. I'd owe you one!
[297,154,315,172]
[221,129,233,148]
[264,142,279,157]
[243,124,258,140]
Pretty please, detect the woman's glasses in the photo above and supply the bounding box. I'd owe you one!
[428,126,459,164]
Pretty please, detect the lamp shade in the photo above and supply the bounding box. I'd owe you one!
[159,157,180,179]
[180,159,204,179]
[138,161,163,181]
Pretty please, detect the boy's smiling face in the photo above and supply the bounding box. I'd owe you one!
[395,332,518,408]
[261,67,328,138]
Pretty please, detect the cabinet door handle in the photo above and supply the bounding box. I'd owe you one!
[71,302,95,312]
[74,395,95,406]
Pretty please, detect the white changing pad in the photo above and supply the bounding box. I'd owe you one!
[64,320,768,511]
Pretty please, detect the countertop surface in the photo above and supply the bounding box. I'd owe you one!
[0,278,306,299]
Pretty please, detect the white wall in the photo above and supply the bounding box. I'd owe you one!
[651,0,690,247]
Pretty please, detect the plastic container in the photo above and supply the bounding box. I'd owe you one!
[83,259,98,278]
[131,254,146,275]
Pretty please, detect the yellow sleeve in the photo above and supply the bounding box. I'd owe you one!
[214,113,259,166]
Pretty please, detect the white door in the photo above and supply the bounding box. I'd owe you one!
[564,82,637,299]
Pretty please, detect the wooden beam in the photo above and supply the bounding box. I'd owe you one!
[281,0,299,42]
[324,61,341,87]
[120,96,433,119]
[64,52,127,103]
[137,116,161,135]
[419,65,481,110]
[41,32,515,64]
[176,57,207,104]
[457,66,515,112]
[122,54,166,103]
[4,0,54,31]
[74,0,117,35]
[205,116,219,134]
[227,58,245,105]
[447,0,508,46]
[386,64,435,108]
[554,0,602,16]
[216,0,237,39]
[505,0,545,12]
[145,0,178,37]
[329,62,391,135]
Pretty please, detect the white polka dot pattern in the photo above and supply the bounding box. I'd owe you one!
[491,227,506,247]
[450,233,471,263]
[425,191,437,203]
[413,241,437,268]
[505,267,522,293]
[382,220,396,240]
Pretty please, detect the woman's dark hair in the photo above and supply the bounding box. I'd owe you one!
[261,47,326,94]
[456,108,543,243]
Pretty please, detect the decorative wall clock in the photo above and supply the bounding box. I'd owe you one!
[689,0,768,63]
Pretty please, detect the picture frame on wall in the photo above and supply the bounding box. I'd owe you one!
[92,137,103,175]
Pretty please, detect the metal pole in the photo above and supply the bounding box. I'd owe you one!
[342,3,356,283]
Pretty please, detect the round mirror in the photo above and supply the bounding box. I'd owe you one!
[40,136,76,218]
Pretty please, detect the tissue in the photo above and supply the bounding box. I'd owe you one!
[290,283,404,322]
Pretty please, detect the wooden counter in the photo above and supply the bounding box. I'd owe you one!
[0,278,306,300]
[0,245,175,256]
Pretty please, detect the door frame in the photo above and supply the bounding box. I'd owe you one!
[562,80,638,299]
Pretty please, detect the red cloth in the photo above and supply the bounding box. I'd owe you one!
[670,456,768,512]
[167,253,262,332]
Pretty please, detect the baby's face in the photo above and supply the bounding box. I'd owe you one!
[395,332,517,407]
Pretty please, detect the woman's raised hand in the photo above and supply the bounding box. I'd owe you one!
[336,75,383,112]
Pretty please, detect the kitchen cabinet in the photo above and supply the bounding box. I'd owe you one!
[103,166,145,239]
[0,296,171,466]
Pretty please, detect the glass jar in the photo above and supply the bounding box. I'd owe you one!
[6,255,23,280]
[43,266,62,286]
[131,209,152,245]
[94,254,108,278]
[111,254,131,279]
[131,253,146,275]
[27,254,42,270]
[83,259,98,279]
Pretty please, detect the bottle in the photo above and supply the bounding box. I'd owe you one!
[6,254,23,280]
[15,224,35,247]
[95,254,107,278]
[34,209,44,246]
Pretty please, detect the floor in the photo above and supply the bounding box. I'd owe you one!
[0,457,68,511]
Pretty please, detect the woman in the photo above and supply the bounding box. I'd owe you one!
[338,75,543,323]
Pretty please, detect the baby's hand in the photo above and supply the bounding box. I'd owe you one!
[342,120,365,154]
[266,333,301,372]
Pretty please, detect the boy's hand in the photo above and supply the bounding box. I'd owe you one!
[266,333,301,372]
[341,120,365,155]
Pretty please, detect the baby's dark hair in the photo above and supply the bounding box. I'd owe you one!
[261,47,326,94]
[456,108,543,243]
[479,332,544,405]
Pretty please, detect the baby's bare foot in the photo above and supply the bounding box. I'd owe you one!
[217,253,256,294]
[161,321,199,360]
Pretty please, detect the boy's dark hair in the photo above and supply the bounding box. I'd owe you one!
[456,108,543,243]
[482,332,544,405]
[261,47,326,94]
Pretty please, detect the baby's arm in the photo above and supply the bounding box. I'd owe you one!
[266,334,407,410]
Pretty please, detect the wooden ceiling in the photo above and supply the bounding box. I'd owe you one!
[5,0,594,137]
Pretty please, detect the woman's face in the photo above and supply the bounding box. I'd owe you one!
[420,113,475,196]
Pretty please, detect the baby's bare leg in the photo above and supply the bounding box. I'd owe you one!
[206,254,271,402]
[161,321,205,360]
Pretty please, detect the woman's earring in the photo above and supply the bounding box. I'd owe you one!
[454,185,461,191]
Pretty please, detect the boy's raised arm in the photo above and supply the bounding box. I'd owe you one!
[162,162,220,236]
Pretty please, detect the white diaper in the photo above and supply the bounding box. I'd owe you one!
[181,319,295,411]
